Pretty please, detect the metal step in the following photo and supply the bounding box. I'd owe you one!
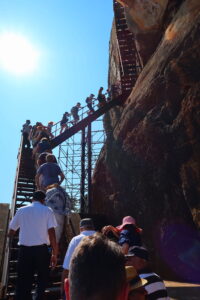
[16,191,34,197]
[7,287,61,300]
[17,186,35,192]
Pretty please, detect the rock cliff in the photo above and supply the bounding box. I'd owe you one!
[91,0,200,281]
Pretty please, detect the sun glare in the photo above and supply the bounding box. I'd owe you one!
[0,32,40,75]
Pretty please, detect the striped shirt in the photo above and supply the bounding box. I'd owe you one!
[139,272,169,300]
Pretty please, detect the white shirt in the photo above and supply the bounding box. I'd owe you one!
[63,230,96,270]
[9,201,57,246]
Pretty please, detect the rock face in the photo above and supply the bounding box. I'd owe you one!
[91,0,200,281]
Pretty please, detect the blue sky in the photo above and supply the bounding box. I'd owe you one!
[0,1,113,204]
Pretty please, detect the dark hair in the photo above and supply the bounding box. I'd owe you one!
[80,218,94,229]
[46,154,56,163]
[41,137,48,142]
[38,152,57,166]
[127,247,149,261]
[123,224,136,229]
[69,233,126,300]
[32,190,46,201]
[37,152,48,166]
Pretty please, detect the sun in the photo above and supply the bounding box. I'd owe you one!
[0,32,40,75]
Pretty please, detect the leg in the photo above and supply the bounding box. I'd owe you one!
[60,124,65,134]
[72,113,76,124]
[54,213,65,252]
[23,132,30,148]
[33,245,51,300]
[75,114,79,124]
[16,247,34,300]
[87,104,91,113]
[88,103,94,113]
[64,123,68,131]
[26,137,31,148]
[22,133,27,149]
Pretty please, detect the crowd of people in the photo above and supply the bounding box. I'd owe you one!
[21,84,122,159]
[9,200,169,300]
[21,87,110,158]
[61,216,169,300]
[12,80,170,299]
[21,119,54,163]
[63,86,111,127]
[9,150,71,299]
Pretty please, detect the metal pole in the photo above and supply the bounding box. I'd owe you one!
[80,129,86,213]
[87,123,92,213]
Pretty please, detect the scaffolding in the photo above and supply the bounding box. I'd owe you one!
[57,117,105,213]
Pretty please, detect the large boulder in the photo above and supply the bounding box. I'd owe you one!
[91,0,200,281]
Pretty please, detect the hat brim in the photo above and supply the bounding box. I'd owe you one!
[117,222,135,230]
[125,266,147,290]
[129,278,147,291]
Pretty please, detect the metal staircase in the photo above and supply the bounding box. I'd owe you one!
[3,143,63,300]
[2,2,143,299]
[2,94,128,299]
[113,0,142,94]
[2,142,34,299]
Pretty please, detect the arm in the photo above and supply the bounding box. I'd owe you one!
[61,237,77,296]
[59,172,65,185]
[48,227,58,267]
[8,212,20,237]
[35,173,40,189]
[35,131,42,142]
[8,229,16,238]
[61,269,69,298]
[121,243,129,255]
[102,225,119,238]
[118,230,130,254]
[32,144,39,157]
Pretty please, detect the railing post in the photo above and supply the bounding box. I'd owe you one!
[80,129,86,213]
[87,123,92,213]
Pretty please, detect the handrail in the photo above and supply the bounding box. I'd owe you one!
[0,208,10,299]
[0,135,24,298]
[10,135,24,218]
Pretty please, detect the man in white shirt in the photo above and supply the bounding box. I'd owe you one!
[61,218,96,298]
[8,190,58,300]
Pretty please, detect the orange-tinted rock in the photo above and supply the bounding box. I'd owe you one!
[92,0,200,281]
